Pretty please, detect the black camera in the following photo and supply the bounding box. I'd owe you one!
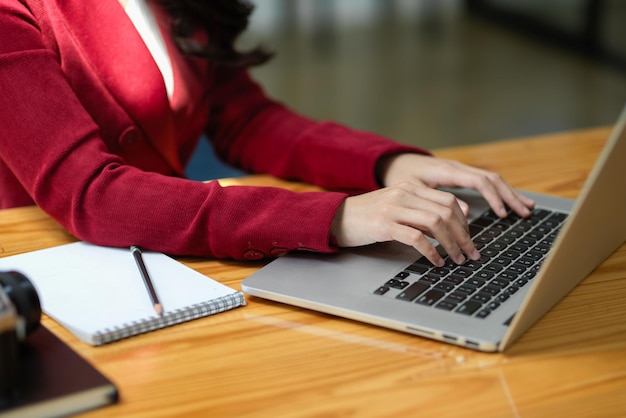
[0,271,42,400]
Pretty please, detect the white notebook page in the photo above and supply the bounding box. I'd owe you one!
[0,242,244,344]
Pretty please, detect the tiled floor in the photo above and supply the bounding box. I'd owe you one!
[187,6,626,179]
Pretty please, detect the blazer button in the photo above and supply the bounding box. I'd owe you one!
[270,247,288,256]
[243,249,265,260]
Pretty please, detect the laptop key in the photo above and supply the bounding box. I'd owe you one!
[502,250,522,260]
[475,235,494,245]
[491,222,509,232]
[419,274,441,285]
[534,225,551,235]
[412,257,434,268]
[514,278,529,287]
[476,270,495,280]
[396,281,430,301]
[471,217,493,228]
[518,237,537,247]
[498,234,516,245]
[469,224,484,237]
[516,258,535,268]
[476,309,491,318]
[447,292,467,302]
[534,243,552,254]
[471,292,491,303]
[453,266,474,278]
[487,301,501,310]
[496,216,516,226]
[416,289,445,306]
[435,300,457,311]
[493,257,512,267]
[395,271,410,279]
[531,208,551,219]
[500,270,520,281]
[446,274,465,285]
[524,251,543,261]
[435,281,456,292]
[385,279,409,289]
[483,264,504,274]
[543,213,567,228]
[430,267,450,276]
[457,301,482,315]
[488,241,507,252]
[497,293,510,302]
[374,286,390,295]
[506,286,520,295]
[442,258,458,269]
[467,278,486,287]
[522,270,538,280]
[481,247,500,257]
[527,231,544,240]
[463,260,483,270]
[406,264,428,275]
[490,278,510,288]
[483,228,502,238]
[513,223,532,233]
[508,263,528,274]
[506,229,524,239]
[511,243,529,253]
[458,284,478,294]
[484,209,502,220]
[481,285,501,296]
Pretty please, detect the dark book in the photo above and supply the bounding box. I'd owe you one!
[0,325,118,418]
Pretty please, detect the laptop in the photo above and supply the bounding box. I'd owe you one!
[242,106,626,352]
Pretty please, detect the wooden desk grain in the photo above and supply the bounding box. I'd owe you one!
[1,127,624,417]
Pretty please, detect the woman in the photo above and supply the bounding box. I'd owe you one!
[0,0,534,267]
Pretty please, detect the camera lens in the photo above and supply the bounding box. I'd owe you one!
[0,271,41,337]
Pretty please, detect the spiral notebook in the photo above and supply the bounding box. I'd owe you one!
[0,242,245,345]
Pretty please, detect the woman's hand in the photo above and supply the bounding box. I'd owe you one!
[377,153,535,218]
[330,154,535,267]
[331,182,481,267]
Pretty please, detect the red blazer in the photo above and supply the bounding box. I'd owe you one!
[0,0,425,260]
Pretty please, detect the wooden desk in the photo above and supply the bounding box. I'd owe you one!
[1,127,625,417]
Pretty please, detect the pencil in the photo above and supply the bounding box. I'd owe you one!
[130,245,163,316]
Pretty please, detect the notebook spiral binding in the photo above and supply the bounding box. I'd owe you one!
[93,292,246,345]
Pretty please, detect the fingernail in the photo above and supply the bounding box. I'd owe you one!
[470,248,481,260]
[455,254,466,265]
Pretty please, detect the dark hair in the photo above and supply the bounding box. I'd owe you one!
[154,0,272,67]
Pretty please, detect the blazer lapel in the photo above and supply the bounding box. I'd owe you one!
[55,0,184,175]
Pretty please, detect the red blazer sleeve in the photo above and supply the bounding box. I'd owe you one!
[206,68,428,193]
[0,0,428,260]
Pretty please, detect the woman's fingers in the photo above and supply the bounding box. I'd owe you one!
[461,169,534,218]
[377,154,535,219]
[331,183,480,267]
[395,186,479,264]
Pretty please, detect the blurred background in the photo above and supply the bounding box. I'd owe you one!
[188,0,626,179]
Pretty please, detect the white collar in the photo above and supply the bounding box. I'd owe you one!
[124,0,174,99]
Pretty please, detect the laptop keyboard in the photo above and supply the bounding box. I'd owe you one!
[373,208,568,319]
